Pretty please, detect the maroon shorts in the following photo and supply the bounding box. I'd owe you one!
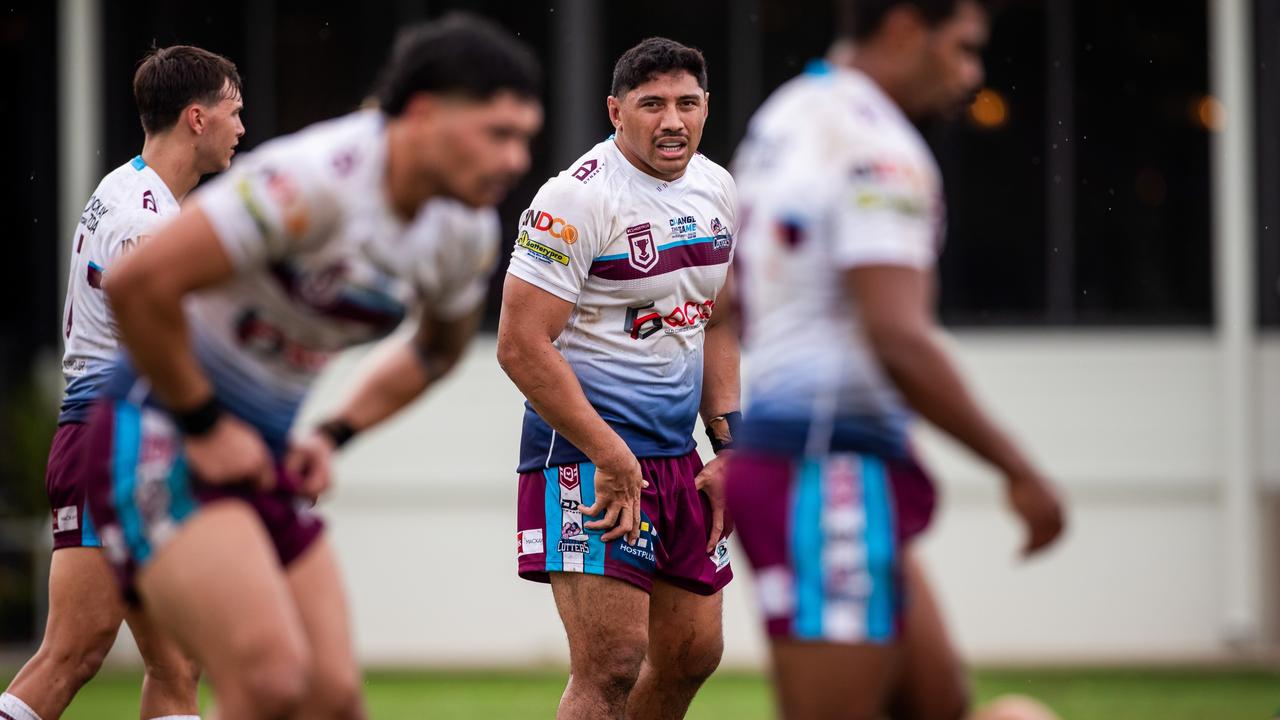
[46,422,102,550]
[517,450,733,595]
[82,399,324,603]
[724,450,936,642]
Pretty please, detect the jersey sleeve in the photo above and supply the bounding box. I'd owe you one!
[831,152,938,270]
[100,207,168,262]
[505,176,605,304]
[194,153,342,271]
[429,207,501,321]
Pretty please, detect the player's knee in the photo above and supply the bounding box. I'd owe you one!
[577,642,646,703]
[40,615,117,687]
[141,652,201,696]
[237,656,308,716]
[681,634,724,686]
[307,662,362,719]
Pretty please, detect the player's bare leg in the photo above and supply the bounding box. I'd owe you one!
[3,548,123,719]
[127,606,202,719]
[625,580,723,720]
[888,548,971,720]
[137,501,309,720]
[284,535,364,720]
[551,574,649,720]
[770,641,901,720]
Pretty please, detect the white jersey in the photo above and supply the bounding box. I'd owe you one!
[508,138,737,471]
[103,110,499,454]
[59,156,181,423]
[732,63,945,458]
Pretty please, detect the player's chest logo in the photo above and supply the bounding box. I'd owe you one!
[627,222,659,273]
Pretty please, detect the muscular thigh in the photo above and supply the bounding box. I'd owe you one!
[45,547,125,647]
[135,501,307,685]
[286,535,358,686]
[646,579,722,668]
[887,549,970,720]
[771,641,901,720]
[551,573,649,662]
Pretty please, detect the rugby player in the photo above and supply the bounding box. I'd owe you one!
[79,15,541,719]
[0,45,243,720]
[726,1,1066,718]
[497,37,739,720]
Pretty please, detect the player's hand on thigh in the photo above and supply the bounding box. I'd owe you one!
[285,431,335,502]
[694,451,730,553]
[184,414,275,491]
[584,454,646,545]
[1004,467,1066,556]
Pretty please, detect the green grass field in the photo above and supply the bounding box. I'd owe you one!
[3,667,1276,719]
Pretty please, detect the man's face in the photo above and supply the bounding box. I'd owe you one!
[916,0,989,119]
[608,70,708,182]
[194,79,244,173]
[419,92,543,208]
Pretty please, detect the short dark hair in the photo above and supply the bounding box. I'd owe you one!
[133,45,241,135]
[376,13,542,115]
[838,0,990,41]
[611,37,708,98]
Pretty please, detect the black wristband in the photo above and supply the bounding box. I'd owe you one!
[174,396,222,437]
[705,410,743,454]
[318,419,358,449]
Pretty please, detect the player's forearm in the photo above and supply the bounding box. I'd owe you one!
[105,275,212,411]
[871,327,1035,477]
[331,338,431,433]
[699,318,741,421]
[497,332,632,468]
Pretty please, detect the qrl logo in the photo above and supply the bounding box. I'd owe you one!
[521,208,579,244]
[624,299,715,339]
[559,464,581,490]
[626,222,658,273]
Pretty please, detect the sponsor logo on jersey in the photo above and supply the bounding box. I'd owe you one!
[517,231,570,266]
[79,195,109,234]
[520,209,579,244]
[558,540,590,554]
[624,299,715,340]
[561,520,586,540]
[517,528,544,556]
[668,214,697,241]
[626,222,658,273]
[571,158,601,183]
[710,217,732,250]
[141,189,158,213]
[714,537,731,571]
[611,519,658,567]
[52,505,79,533]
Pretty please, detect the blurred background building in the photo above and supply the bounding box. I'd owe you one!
[1,0,1276,667]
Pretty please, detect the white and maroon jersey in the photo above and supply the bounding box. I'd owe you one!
[104,110,500,454]
[732,62,945,458]
[508,137,737,471]
[59,156,181,423]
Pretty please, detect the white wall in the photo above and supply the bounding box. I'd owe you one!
[104,332,1278,668]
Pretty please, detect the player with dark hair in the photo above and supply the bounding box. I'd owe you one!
[727,1,1065,719]
[498,36,739,720]
[78,14,541,718]
[0,44,243,720]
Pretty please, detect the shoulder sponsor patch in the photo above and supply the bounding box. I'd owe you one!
[517,231,570,266]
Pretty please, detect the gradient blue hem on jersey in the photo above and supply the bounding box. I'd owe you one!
[517,404,697,472]
[102,353,300,458]
[738,415,909,460]
[59,372,111,424]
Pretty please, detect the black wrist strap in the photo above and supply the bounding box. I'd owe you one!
[706,410,743,454]
[175,396,222,437]
[318,419,358,449]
